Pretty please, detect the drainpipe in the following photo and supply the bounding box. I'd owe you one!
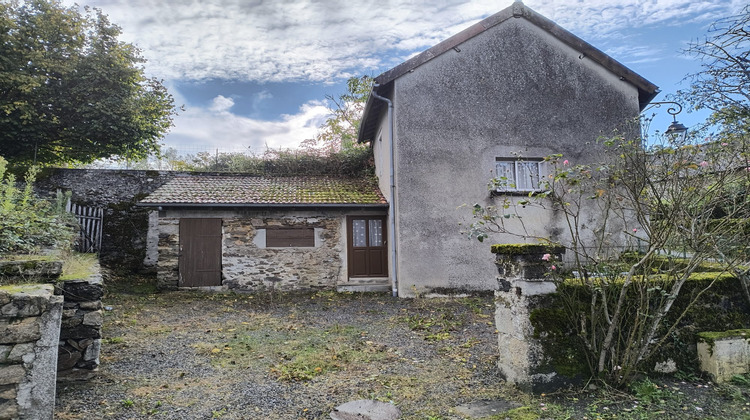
[370,89,398,297]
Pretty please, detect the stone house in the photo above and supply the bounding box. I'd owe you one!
[142,2,659,296]
[139,175,390,292]
[356,1,658,297]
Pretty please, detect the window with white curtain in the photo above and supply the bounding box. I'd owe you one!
[495,158,544,192]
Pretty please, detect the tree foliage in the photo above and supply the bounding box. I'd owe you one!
[0,0,176,167]
[680,5,750,128]
[305,75,373,152]
[150,146,374,178]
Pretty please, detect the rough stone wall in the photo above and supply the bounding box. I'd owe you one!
[55,270,104,380]
[156,218,180,290]
[0,284,63,420]
[222,216,344,292]
[34,169,178,271]
[156,210,355,291]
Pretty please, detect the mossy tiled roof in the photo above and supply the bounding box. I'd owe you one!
[140,175,387,206]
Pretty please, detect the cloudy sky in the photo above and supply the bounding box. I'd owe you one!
[61,0,746,154]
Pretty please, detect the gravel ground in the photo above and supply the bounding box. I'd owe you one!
[54,276,750,420]
[55,279,514,419]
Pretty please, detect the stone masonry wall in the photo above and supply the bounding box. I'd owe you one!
[156,218,180,290]
[222,216,344,292]
[156,210,349,291]
[35,169,179,271]
[55,268,104,380]
[0,284,63,420]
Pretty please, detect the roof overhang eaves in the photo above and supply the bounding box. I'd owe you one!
[357,83,392,143]
[137,202,389,209]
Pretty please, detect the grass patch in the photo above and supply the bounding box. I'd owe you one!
[195,321,390,381]
[59,253,98,281]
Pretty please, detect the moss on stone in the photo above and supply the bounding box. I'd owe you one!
[0,283,51,294]
[529,306,588,378]
[491,243,565,255]
[697,329,750,344]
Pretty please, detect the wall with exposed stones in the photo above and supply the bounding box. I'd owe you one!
[0,257,104,382]
[35,169,179,271]
[55,269,104,380]
[0,284,63,420]
[157,209,385,291]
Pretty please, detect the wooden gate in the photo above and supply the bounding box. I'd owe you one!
[66,202,104,253]
[179,218,223,287]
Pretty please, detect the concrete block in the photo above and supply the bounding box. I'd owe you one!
[697,331,750,383]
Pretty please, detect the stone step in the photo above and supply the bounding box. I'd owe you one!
[337,278,391,293]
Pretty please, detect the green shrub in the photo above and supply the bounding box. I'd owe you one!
[0,156,76,255]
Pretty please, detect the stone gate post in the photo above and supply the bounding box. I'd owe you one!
[492,244,564,392]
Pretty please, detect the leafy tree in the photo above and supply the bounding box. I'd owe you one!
[680,5,750,128]
[679,5,750,302]
[304,75,373,152]
[0,0,176,167]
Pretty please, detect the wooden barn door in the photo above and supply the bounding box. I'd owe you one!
[179,218,222,287]
[347,216,388,278]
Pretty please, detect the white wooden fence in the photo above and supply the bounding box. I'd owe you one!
[66,202,104,253]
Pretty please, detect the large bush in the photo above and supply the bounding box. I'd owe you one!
[0,156,76,255]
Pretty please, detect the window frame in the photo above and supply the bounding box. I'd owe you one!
[494,158,545,193]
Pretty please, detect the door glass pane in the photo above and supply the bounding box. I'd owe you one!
[516,161,540,190]
[352,219,367,247]
[368,219,383,246]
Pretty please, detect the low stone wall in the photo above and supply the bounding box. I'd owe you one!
[35,168,178,271]
[55,268,104,380]
[0,284,63,420]
[0,260,63,282]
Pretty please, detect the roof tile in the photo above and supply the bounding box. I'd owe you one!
[140,175,387,206]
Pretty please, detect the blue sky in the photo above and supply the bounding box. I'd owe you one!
[61,0,746,154]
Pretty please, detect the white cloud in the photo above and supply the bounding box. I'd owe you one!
[60,0,741,84]
[164,96,330,153]
[209,95,235,113]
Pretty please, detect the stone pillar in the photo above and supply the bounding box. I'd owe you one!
[156,218,180,290]
[493,244,564,392]
[56,268,105,381]
[0,284,63,420]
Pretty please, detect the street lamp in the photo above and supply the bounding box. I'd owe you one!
[647,101,688,143]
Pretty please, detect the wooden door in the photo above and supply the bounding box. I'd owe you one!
[347,216,388,278]
[179,218,222,287]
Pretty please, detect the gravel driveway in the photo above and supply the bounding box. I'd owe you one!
[54,280,513,419]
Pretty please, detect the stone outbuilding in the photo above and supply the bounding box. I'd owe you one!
[139,174,390,292]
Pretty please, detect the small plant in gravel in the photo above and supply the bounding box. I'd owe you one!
[632,378,668,405]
